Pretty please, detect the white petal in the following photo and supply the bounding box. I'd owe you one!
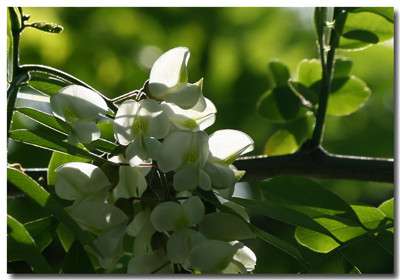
[173,164,199,191]
[125,137,147,160]
[114,166,148,199]
[143,137,162,160]
[157,131,208,172]
[150,201,186,232]
[149,47,190,96]
[157,132,189,172]
[127,210,150,237]
[71,120,100,144]
[55,162,110,200]
[113,100,140,145]
[231,241,257,272]
[66,196,127,234]
[50,85,109,122]
[199,169,212,191]
[204,161,236,189]
[114,99,169,145]
[208,129,254,163]
[163,81,202,109]
[166,229,206,264]
[92,224,126,270]
[182,196,205,226]
[162,97,216,131]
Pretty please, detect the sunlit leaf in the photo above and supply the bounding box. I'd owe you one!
[264,129,298,156]
[378,198,394,220]
[327,76,371,116]
[7,215,53,273]
[339,12,393,51]
[7,167,94,247]
[56,222,75,252]
[295,205,388,253]
[347,7,394,23]
[16,107,69,133]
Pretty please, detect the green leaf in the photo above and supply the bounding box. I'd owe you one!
[297,59,321,87]
[379,198,393,220]
[327,76,371,116]
[351,205,386,230]
[16,107,118,155]
[61,242,95,273]
[9,128,102,162]
[24,217,55,251]
[29,72,69,96]
[333,57,353,78]
[340,235,393,273]
[232,197,336,238]
[8,195,50,223]
[199,212,255,241]
[47,151,90,186]
[264,129,298,156]
[258,176,358,219]
[268,60,290,87]
[7,215,53,273]
[295,205,388,253]
[257,87,304,123]
[339,12,393,51]
[7,167,94,247]
[56,223,75,252]
[347,7,394,23]
[252,226,307,269]
[16,107,68,133]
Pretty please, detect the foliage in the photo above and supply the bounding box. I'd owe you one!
[7,7,394,274]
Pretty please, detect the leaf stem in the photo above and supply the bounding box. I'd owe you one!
[7,7,23,135]
[310,8,347,148]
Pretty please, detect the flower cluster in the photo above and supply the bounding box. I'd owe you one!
[51,47,256,274]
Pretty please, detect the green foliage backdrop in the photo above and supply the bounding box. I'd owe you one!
[8,7,394,274]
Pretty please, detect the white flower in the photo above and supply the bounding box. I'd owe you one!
[113,99,170,159]
[50,85,110,143]
[54,162,111,200]
[148,47,205,110]
[161,97,216,131]
[231,241,257,272]
[110,154,152,199]
[204,129,254,190]
[157,130,211,191]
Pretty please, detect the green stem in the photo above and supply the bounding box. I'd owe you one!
[311,8,347,148]
[7,7,22,134]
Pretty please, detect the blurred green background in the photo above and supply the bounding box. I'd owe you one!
[9,8,393,210]
[7,7,394,274]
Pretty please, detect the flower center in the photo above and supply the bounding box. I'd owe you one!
[132,117,148,135]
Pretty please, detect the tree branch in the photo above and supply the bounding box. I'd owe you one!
[234,147,393,183]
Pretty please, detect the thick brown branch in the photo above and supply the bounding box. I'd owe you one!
[234,148,394,183]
